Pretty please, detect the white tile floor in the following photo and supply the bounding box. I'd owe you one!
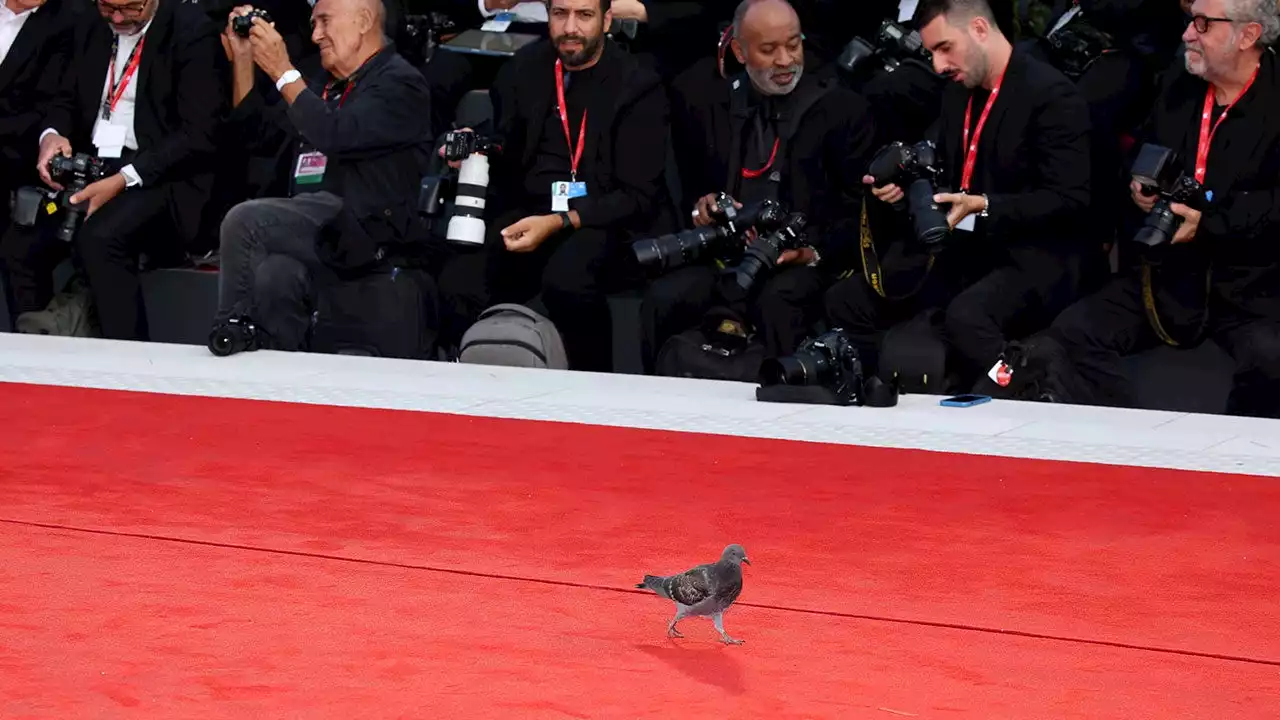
[1,333,1277,477]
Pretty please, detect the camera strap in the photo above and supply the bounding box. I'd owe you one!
[1140,259,1212,347]
[102,34,146,122]
[857,202,936,300]
[960,69,1005,192]
[1195,64,1258,183]
[555,59,588,183]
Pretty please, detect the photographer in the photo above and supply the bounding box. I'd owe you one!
[640,0,876,372]
[823,0,1092,392]
[0,0,223,340]
[437,0,669,372]
[213,0,437,353]
[1033,1,1280,418]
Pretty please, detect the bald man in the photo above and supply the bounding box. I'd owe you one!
[641,0,876,376]
[211,0,441,356]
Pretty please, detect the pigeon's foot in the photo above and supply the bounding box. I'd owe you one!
[667,625,685,639]
[719,634,744,645]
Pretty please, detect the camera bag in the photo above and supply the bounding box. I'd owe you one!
[654,306,766,383]
[458,303,569,370]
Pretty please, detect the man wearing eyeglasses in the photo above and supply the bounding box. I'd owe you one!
[0,0,223,340]
[1029,0,1280,417]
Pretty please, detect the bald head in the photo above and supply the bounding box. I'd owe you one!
[731,0,804,96]
[313,0,387,78]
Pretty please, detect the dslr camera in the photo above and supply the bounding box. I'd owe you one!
[208,315,262,357]
[722,211,808,298]
[1129,143,1207,248]
[437,130,502,246]
[866,140,952,248]
[838,20,934,79]
[632,193,787,273]
[231,7,271,37]
[11,152,109,243]
[756,329,899,407]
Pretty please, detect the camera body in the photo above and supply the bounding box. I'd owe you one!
[866,140,952,248]
[37,152,109,243]
[632,193,787,273]
[723,211,808,298]
[1129,143,1207,247]
[443,130,502,246]
[756,328,899,407]
[231,8,272,38]
[838,20,934,78]
[208,315,261,357]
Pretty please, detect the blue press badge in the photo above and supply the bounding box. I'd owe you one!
[551,181,588,212]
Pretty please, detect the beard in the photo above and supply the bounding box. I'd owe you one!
[554,31,604,69]
[747,63,804,96]
[960,44,989,89]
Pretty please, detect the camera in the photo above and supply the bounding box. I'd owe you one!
[398,12,456,66]
[756,329,899,407]
[1129,144,1207,248]
[1043,14,1114,81]
[43,153,108,243]
[442,130,502,246]
[723,211,808,297]
[838,20,934,79]
[208,315,261,357]
[866,140,951,248]
[632,194,786,273]
[231,7,271,38]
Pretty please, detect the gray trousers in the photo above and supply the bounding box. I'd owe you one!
[216,192,343,350]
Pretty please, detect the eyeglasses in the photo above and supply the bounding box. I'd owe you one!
[97,0,148,17]
[1190,13,1233,33]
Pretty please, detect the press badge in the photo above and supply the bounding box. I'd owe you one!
[481,11,515,32]
[93,124,127,159]
[956,213,976,232]
[294,151,328,186]
[551,181,587,212]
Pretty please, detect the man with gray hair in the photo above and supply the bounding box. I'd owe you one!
[1031,0,1280,417]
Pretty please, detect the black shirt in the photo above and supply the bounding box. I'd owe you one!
[523,62,601,208]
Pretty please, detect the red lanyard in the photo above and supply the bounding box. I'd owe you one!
[322,81,355,108]
[741,138,780,179]
[960,70,1005,192]
[103,34,146,121]
[1195,64,1258,183]
[555,59,588,182]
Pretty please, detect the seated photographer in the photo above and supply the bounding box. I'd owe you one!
[823,0,1093,392]
[0,0,223,339]
[1029,1,1280,418]
[437,0,669,372]
[640,0,876,372]
[213,0,436,351]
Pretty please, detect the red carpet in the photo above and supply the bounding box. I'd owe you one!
[1,382,1277,718]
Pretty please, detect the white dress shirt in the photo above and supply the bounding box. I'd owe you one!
[0,2,38,68]
[40,19,153,188]
[476,0,546,23]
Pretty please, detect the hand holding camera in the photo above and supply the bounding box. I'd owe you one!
[1129,143,1207,247]
[37,134,72,190]
[692,192,742,228]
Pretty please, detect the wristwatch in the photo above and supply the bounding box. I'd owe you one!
[979,193,990,218]
[556,211,572,231]
[275,69,302,91]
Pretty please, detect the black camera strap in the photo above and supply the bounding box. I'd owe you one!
[857,203,936,300]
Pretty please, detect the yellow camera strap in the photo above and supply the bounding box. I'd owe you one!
[1140,257,1212,347]
[858,202,935,300]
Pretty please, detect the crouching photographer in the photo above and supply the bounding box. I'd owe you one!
[1028,3,1280,418]
[211,0,441,358]
[823,0,1094,396]
[641,0,877,378]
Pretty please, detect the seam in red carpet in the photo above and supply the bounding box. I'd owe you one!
[8,517,1277,671]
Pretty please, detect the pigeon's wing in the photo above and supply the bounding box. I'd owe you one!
[665,564,715,607]
[714,566,744,607]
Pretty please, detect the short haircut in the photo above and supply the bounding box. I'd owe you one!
[1226,0,1280,47]
[913,0,997,29]
[545,0,612,13]
[731,0,797,41]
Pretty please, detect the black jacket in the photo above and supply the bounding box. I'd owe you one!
[928,48,1092,257]
[1135,48,1280,319]
[0,0,83,182]
[672,71,877,273]
[229,48,436,270]
[41,0,225,249]
[488,37,670,235]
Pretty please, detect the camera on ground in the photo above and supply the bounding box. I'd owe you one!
[866,140,952,249]
[1129,143,1206,248]
[208,315,261,357]
[756,329,899,407]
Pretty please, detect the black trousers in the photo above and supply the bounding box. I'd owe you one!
[436,207,633,372]
[639,263,827,373]
[1047,275,1280,417]
[824,246,1082,382]
[0,183,183,339]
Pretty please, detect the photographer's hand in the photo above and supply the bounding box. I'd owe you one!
[1130,179,1157,213]
[934,192,987,229]
[222,6,255,62]
[502,213,573,252]
[248,18,297,100]
[438,127,474,170]
[1169,203,1201,244]
[692,193,740,227]
[863,175,903,205]
[70,174,127,218]
[37,134,72,190]
[777,248,817,266]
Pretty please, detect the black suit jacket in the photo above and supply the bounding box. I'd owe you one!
[488,37,669,234]
[0,0,83,182]
[672,71,877,273]
[1136,49,1280,318]
[928,48,1092,258]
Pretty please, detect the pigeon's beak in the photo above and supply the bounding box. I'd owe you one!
[742,557,751,566]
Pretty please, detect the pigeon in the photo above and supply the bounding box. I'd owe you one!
[635,544,750,645]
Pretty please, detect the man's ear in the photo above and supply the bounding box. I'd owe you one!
[1239,21,1262,51]
[970,16,989,43]
[731,37,746,64]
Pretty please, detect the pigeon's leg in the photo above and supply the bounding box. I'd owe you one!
[667,606,689,639]
[713,612,744,645]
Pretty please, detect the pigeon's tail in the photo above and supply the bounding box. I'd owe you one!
[636,575,670,598]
